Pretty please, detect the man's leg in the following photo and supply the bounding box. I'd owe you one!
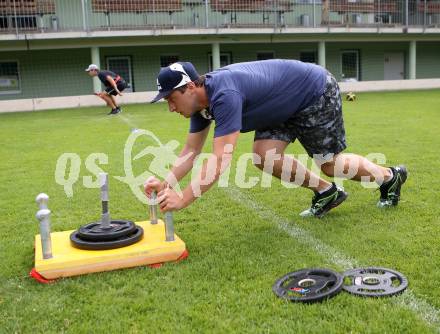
[319,153,392,183]
[109,95,118,109]
[96,92,116,109]
[252,70,354,218]
[295,70,406,210]
[95,92,109,106]
[253,139,331,192]
[253,139,348,218]
[319,153,407,207]
[101,93,117,109]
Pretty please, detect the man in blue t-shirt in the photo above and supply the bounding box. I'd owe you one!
[145,60,407,218]
[85,64,128,115]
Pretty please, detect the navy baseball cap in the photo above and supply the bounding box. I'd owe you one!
[151,62,200,103]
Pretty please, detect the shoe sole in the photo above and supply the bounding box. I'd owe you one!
[398,165,408,183]
[316,191,348,218]
[392,165,407,206]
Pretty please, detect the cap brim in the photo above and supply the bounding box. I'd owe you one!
[150,90,172,103]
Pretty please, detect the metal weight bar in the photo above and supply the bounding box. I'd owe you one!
[36,209,53,259]
[35,193,52,259]
[36,193,49,210]
[150,191,158,224]
[165,211,175,241]
[99,173,111,228]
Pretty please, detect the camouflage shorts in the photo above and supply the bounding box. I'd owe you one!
[254,72,346,158]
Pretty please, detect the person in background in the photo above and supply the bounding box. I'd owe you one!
[85,64,127,115]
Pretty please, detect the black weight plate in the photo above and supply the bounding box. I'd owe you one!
[273,268,343,303]
[342,267,408,297]
[77,220,136,241]
[70,226,144,250]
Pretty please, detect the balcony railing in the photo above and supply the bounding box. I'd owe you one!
[0,0,439,35]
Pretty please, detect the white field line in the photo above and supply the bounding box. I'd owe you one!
[117,113,140,129]
[222,186,440,332]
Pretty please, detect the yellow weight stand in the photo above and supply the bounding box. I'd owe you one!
[32,220,187,282]
[30,175,188,283]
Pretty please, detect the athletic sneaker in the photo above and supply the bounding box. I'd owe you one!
[108,107,122,115]
[377,165,407,208]
[300,183,348,218]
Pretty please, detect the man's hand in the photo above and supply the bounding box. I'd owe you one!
[157,187,185,212]
[144,176,165,198]
[117,90,123,96]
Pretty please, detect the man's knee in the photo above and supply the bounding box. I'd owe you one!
[320,161,336,177]
[252,142,285,170]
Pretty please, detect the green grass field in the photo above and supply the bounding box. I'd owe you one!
[1,90,439,333]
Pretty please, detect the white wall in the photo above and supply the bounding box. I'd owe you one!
[0,92,157,113]
[1,79,440,113]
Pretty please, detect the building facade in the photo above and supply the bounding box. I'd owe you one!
[0,0,439,100]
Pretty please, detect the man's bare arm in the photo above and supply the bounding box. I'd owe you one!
[142,124,211,197]
[180,130,239,207]
[155,130,239,211]
[164,125,211,186]
[106,75,121,95]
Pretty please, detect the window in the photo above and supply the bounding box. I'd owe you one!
[160,55,179,68]
[12,16,37,29]
[0,61,20,94]
[106,56,134,92]
[257,52,275,61]
[341,50,360,81]
[0,17,8,29]
[0,0,55,15]
[208,52,232,71]
[300,51,317,64]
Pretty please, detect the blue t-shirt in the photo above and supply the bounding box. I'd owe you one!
[98,70,122,87]
[190,59,327,137]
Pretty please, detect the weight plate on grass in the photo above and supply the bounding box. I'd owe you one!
[77,220,136,241]
[273,268,343,303]
[70,226,144,250]
[342,267,408,297]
